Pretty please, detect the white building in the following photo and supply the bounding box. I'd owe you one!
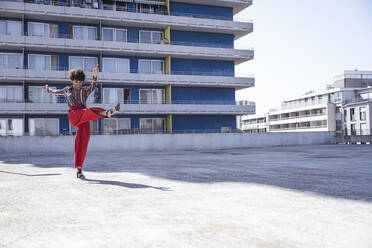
[241,70,372,135]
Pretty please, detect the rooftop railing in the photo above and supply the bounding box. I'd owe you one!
[281,99,329,110]
[0,128,243,137]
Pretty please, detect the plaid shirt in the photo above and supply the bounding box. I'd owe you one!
[47,78,97,108]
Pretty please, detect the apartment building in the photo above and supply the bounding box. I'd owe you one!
[0,0,255,136]
[241,70,372,134]
[343,87,372,135]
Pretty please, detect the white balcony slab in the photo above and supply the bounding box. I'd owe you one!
[0,69,254,90]
[0,35,253,63]
[0,2,253,39]
[0,103,255,115]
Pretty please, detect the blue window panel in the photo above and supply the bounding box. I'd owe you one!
[172,115,236,133]
[172,87,235,104]
[170,2,233,21]
[171,58,234,77]
[171,30,234,49]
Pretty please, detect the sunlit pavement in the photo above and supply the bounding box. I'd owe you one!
[0,144,371,248]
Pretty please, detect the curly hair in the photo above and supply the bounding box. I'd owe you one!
[69,68,86,82]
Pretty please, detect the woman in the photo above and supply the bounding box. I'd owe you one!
[42,65,120,179]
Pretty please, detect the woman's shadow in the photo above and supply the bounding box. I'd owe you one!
[84,178,171,191]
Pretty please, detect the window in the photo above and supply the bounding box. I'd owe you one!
[140,118,165,133]
[139,30,163,44]
[103,0,114,10]
[138,4,161,14]
[103,58,129,73]
[29,118,59,136]
[360,106,366,121]
[139,89,165,104]
[360,123,367,135]
[69,56,97,71]
[73,25,97,40]
[350,124,356,135]
[138,59,164,74]
[350,108,355,121]
[116,1,127,11]
[102,28,127,42]
[29,54,59,71]
[72,0,99,8]
[104,118,130,134]
[28,22,58,38]
[103,88,123,104]
[0,119,23,136]
[71,119,99,135]
[28,86,58,103]
[0,86,23,103]
[139,4,153,14]
[0,53,23,69]
[344,109,347,122]
[0,20,22,36]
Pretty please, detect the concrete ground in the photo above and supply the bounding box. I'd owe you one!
[0,144,371,248]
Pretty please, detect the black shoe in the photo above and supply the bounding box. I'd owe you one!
[106,103,120,118]
[76,169,85,180]
[115,102,120,111]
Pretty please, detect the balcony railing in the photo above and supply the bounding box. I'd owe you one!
[0,0,253,23]
[1,31,252,51]
[0,98,249,106]
[269,125,328,131]
[269,112,327,121]
[0,64,243,78]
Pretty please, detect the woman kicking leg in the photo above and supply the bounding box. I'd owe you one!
[42,65,120,179]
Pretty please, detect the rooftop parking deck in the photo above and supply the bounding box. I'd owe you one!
[0,144,371,247]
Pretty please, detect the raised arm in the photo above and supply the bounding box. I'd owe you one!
[85,64,99,96]
[42,84,65,96]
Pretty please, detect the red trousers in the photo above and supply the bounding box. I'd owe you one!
[68,106,105,168]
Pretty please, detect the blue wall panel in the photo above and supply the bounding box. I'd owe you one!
[171,30,234,48]
[172,115,236,133]
[171,58,234,76]
[170,2,233,20]
[172,87,235,103]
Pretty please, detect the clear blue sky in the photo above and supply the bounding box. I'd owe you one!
[235,0,372,112]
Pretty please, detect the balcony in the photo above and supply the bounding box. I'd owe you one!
[0,100,255,115]
[0,1,253,39]
[0,34,253,63]
[0,68,255,89]
[269,112,327,125]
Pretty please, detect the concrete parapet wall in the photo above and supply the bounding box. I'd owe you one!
[0,132,336,154]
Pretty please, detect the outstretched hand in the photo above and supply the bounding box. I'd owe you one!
[42,84,48,91]
[93,64,99,79]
